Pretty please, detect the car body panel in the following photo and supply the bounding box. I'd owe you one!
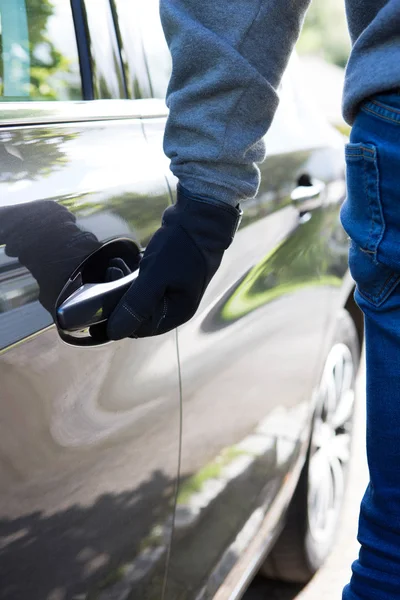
[0,108,181,600]
[161,66,350,598]
[0,3,354,598]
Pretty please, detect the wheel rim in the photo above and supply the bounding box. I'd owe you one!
[307,343,355,544]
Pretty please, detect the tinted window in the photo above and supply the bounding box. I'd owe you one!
[84,0,126,99]
[0,0,82,101]
[112,0,152,99]
[139,0,172,99]
[113,0,171,99]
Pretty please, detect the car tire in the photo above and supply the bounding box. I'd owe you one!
[260,309,360,583]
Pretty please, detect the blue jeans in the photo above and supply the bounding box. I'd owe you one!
[341,93,400,600]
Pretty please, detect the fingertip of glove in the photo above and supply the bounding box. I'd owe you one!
[106,304,143,340]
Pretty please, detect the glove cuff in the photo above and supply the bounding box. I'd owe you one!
[176,184,243,248]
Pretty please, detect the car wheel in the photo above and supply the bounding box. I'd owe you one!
[260,309,360,583]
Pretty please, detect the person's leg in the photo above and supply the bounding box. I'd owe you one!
[341,92,400,599]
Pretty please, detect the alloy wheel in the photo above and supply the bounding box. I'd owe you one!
[307,343,355,545]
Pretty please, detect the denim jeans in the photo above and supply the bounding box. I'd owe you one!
[341,93,400,599]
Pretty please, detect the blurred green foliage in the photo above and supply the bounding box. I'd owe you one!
[0,0,81,100]
[27,0,74,100]
[298,0,351,68]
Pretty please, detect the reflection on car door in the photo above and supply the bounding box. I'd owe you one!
[162,78,346,597]
[0,104,181,600]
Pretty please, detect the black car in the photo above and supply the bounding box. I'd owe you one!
[0,1,361,599]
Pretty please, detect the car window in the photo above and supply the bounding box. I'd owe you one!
[139,0,172,99]
[113,0,171,100]
[0,0,82,101]
[112,0,152,99]
[83,0,126,99]
[265,54,342,157]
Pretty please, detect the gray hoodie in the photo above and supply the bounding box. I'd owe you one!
[160,0,400,205]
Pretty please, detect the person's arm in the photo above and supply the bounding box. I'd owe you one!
[107,0,311,340]
[161,0,312,206]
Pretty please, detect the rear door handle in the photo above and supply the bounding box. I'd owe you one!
[291,178,326,211]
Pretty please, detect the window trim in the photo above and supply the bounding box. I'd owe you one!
[81,0,126,100]
[71,0,94,100]
[110,0,153,100]
[0,99,168,127]
[109,0,129,98]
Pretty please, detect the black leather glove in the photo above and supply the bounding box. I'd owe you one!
[107,185,242,339]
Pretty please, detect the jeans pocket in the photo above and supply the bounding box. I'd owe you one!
[341,142,400,307]
[348,241,400,307]
[341,143,384,253]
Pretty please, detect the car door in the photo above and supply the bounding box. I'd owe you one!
[0,3,180,600]
[157,63,347,598]
[114,2,348,593]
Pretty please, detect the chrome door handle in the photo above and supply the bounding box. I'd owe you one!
[54,237,141,346]
[56,270,138,332]
[291,178,326,211]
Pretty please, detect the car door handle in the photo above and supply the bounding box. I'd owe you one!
[291,178,326,211]
[54,238,141,346]
[56,270,139,332]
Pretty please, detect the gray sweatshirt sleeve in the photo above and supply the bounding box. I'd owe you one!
[160,0,312,206]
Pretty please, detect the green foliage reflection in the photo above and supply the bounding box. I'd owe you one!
[0,0,81,100]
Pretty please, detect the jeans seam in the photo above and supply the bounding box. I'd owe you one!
[372,99,400,115]
[363,153,375,252]
[355,145,383,254]
[361,104,400,126]
[363,149,382,252]
[358,268,400,304]
[345,146,375,158]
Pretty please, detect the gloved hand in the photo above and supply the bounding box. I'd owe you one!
[107,185,242,339]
